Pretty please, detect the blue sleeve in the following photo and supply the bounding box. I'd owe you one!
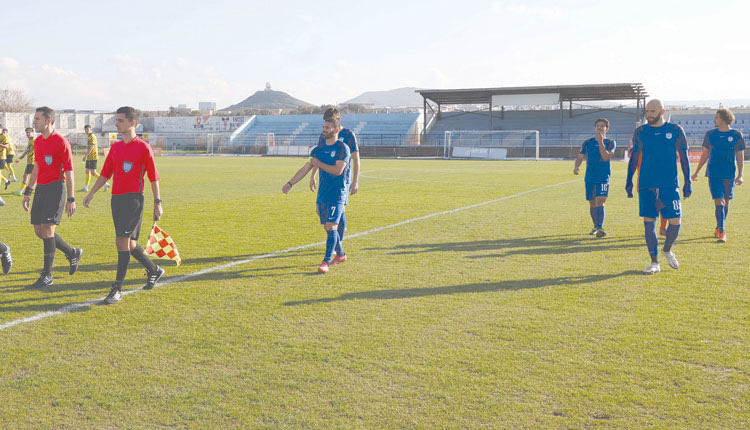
[702,131,710,149]
[675,125,688,151]
[346,131,359,153]
[579,140,587,155]
[338,142,351,162]
[607,139,616,151]
[736,131,745,151]
[317,133,324,146]
[310,147,318,158]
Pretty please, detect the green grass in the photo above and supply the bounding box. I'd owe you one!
[0,157,747,428]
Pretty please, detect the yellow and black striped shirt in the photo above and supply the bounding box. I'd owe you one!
[25,136,35,165]
[86,133,98,161]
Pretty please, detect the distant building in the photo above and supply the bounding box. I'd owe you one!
[177,104,188,109]
[199,102,216,112]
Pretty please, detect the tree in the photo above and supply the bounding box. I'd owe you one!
[0,88,33,112]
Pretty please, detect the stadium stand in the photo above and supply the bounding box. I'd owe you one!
[231,113,420,146]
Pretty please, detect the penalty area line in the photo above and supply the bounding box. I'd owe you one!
[0,178,580,331]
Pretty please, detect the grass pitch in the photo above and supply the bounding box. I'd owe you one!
[0,156,747,428]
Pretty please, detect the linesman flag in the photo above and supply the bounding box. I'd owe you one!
[144,224,182,266]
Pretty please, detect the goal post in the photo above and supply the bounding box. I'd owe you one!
[444,130,540,160]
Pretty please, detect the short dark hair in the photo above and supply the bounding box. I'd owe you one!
[1,128,7,133]
[25,127,33,132]
[323,107,340,122]
[595,118,610,128]
[84,124,91,129]
[116,106,140,122]
[36,106,55,122]
[716,108,735,125]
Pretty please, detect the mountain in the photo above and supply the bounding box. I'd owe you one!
[343,87,424,108]
[222,87,315,111]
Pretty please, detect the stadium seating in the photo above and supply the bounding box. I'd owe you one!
[232,113,420,146]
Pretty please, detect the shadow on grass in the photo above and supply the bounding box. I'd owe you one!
[283,270,642,306]
[365,234,707,258]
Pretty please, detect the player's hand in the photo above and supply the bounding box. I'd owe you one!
[14,159,19,164]
[683,182,692,198]
[22,195,30,211]
[83,193,94,208]
[691,173,698,182]
[350,180,358,195]
[625,183,633,198]
[82,156,86,162]
[154,203,163,221]
[309,175,316,192]
[736,175,744,186]
[66,201,76,217]
[573,167,579,175]
[282,182,292,194]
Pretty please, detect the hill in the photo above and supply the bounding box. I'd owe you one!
[344,87,424,108]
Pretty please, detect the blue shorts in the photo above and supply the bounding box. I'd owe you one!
[317,202,345,225]
[585,181,609,200]
[709,177,734,200]
[639,187,681,219]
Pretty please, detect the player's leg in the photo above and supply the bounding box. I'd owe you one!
[318,202,345,272]
[659,216,668,236]
[660,187,682,269]
[594,183,609,237]
[6,156,15,181]
[639,189,661,274]
[33,223,56,287]
[337,209,347,241]
[0,241,12,274]
[0,160,9,190]
[585,182,597,234]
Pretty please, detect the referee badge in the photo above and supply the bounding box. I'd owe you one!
[666,132,672,139]
[44,155,53,165]
[123,161,133,173]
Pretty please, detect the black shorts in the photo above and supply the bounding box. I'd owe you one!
[6,155,13,164]
[0,159,5,169]
[85,160,98,170]
[111,193,145,240]
[30,181,66,225]
[24,164,34,175]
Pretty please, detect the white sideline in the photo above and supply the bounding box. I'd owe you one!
[0,178,580,331]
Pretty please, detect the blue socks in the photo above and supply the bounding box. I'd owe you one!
[644,221,658,260]
[590,207,597,227]
[324,230,340,263]
[663,223,681,252]
[715,205,725,230]
[590,206,605,229]
[337,212,347,241]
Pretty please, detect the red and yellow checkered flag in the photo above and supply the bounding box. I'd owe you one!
[144,224,182,266]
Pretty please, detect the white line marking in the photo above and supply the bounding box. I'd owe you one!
[0,178,580,331]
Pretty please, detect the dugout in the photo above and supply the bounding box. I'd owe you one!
[417,83,648,159]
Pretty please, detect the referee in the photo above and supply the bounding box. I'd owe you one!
[21,106,83,288]
[83,106,164,304]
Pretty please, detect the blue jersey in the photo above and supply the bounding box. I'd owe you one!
[311,138,351,204]
[702,129,745,179]
[580,137,616,183]
[632,122,688,189]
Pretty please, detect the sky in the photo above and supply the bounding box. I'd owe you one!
[1,0,748,111]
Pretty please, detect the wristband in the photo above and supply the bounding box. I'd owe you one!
[67,197,75,203]
[24,187,34,196]
[286,181,293,188]
[154,199,162,204]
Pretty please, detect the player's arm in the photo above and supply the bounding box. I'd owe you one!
[676,132,691,197]
[736,150,744,185]
[17,148,28,161]
[283,160,314,194]
[597,139,614,161]
[691,148,709,181]
[625,134,640,197]
[309,165,318,191]
[151,180,163,221]
[311,157,346,176]
[82,174,110,207]
[350,151,360,194]
[83,144,94,162]
[63,170,76,217]
[573,153,584,175]
[21,165,39,211]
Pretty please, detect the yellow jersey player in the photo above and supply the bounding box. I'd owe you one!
[0,129,11,193]
[81,125,109,192]
[13,128,36,196]
[3,129,16,183]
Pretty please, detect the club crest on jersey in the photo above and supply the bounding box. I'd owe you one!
[666,132,672,139]
[729,136,734,142]
[123,161,133,173]
[44,155,53,165]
